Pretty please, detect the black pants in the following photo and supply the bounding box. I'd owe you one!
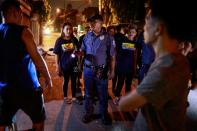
[113,72,133,97]
[63,70,77,97]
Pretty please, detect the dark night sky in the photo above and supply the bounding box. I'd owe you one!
[48,0,98,16]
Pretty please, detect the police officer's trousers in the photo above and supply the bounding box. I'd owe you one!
[83,67,108,115]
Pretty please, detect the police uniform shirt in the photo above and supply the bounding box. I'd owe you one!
[81,31,116,66]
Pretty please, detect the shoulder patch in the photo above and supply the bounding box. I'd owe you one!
[112,40,116,47]
[100,35,105,40]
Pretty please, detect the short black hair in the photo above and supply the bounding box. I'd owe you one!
[148,0,197,42]
[107,26,115,32]
[87,14,103,23]
[116,25,122,32]
[0,0,21,14]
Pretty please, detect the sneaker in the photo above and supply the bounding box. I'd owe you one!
[82,113,93,123]
[101,112,112,125]
[113,97,120,105]
[64,97,68,101]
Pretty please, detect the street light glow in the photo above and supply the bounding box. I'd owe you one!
[43,27,51,35]
[56,8,61,14]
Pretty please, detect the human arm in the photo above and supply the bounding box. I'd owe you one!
[79,36,86,65]
[53,37,65,77]
[55,54,63,76]
[22,28,52,88]
[107,36,116,79]
[108,56,115,79]
[119,90,147,111]
[119,62,175,112]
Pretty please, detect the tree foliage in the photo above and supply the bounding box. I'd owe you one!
[29,0,51,22]
[111,0,136,23]
[101,0,146,24]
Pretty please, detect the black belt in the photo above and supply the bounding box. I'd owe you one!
[84,64,106,69]
[141,63,150,67]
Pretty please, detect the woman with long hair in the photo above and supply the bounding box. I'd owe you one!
[53,22,80,104]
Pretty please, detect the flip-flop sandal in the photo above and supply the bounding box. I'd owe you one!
[66,99,72,104]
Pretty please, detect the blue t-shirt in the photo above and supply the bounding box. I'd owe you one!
[81,31,116,66]
[53,36,79,71]
[0,23,40,91]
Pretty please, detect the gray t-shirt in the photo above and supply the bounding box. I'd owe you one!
[133,53,190,131]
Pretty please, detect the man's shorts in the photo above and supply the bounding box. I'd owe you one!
[0,86,46,126]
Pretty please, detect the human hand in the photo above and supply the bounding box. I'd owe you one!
[108,71,115,80]
[43,77,53,94]
[44,77,53,87]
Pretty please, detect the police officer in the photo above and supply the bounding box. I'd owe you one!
[81,14,116,125]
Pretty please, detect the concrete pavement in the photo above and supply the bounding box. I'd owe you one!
[16,99,134,131]
[15,88,197,131]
